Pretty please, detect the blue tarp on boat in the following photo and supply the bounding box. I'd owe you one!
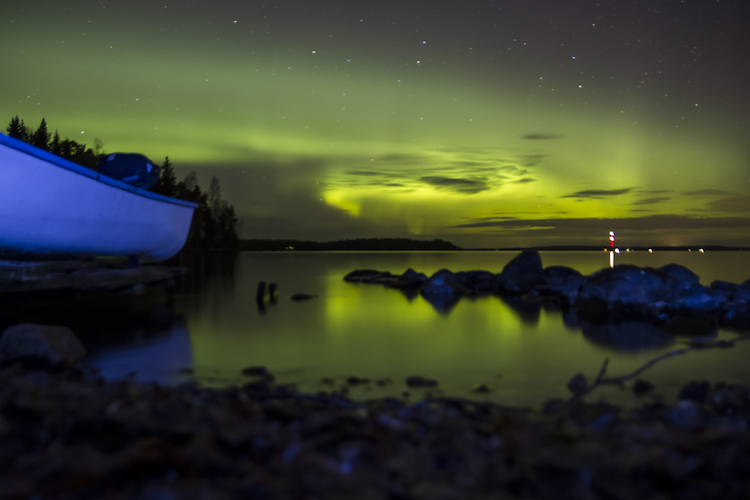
[97,153,161,189]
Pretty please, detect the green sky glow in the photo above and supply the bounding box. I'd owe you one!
[2,1,749,247]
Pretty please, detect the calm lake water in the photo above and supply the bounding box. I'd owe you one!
[77,250,750,408]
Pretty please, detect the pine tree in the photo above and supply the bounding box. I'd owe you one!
[217,202,240,248]
[50,131,62,155]
[30,118,51,150]
[6,115,26,140]
[151,157,177,197]
[208,176,221,220]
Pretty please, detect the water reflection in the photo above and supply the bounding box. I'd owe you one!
[74,251,750,408]
[169,250,239,295]
[421,293,461,313]
[500,295,542,324]
[0,289,175,345]
[86,322,194,385]
[0,286,195,384]
[580,321,675,352]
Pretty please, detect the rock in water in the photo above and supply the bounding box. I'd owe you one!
[420,269,467,297]
[0,323,86,367]
[567,372,588,396]
[389,268,427,291]
[494,249,544,294]
[406,375,439,387]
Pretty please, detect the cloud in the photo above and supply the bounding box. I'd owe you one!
[419,176,490,194]
[522,134,565,141]
[345,170,388,176]
[638,189,672,194]
[449,214,750,232]
[633,196,670,205]
[458,216,519,223]
[518,154,548,167]
[562,188,634,199]
[515,177,536,184]
[497,165,530,176]
[684,189,733,196]
[710,195,750,213]
[375,153,429,165]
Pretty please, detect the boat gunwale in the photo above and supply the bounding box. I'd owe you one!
[0,133,198,209]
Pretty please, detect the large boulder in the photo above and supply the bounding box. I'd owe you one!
[710,280,750,303]
[536,266,583,296]
[576,264,711,319]
[388,268,427,291]
[657,264,703,301]
[576,266,663,320]
[420,269,467,298]
[456,270,496,293]
[0,323,86,367]
[493,249,544,295]
[669,288,723,314]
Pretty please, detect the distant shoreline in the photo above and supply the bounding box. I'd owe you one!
[238,239,749,252]
[239,238,461,251]
[469,245,750,252]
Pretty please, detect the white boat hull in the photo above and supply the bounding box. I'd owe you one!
[0,133,197,261]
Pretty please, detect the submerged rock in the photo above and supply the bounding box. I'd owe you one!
[343,269,394,283]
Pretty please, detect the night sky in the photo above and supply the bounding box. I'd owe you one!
[3,1,749,248]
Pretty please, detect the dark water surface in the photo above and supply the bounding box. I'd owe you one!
[81,250,750,408]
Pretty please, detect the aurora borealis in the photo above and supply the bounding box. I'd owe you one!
[2,1,749,248]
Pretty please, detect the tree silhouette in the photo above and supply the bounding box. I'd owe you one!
[157,169,240,250]
[6,116,98,169]
[50,131,62,155]
[30,118,51,151]
[208,176,221,220]
[6,115,26,140]
[151,157,177,198]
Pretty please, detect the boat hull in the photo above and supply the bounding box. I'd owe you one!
[0,134,197,261]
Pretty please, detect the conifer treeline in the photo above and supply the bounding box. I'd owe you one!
[6,115,240,251]
[6,115,100,168]
[150,159,240,250]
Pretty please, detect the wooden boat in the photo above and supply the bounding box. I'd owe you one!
[0,133,197,261]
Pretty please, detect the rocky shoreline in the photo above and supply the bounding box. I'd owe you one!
[345,249,750,334]
[3,251,750,498]
[2,354,750,499]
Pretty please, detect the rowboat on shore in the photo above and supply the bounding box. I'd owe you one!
[0,133,197,262]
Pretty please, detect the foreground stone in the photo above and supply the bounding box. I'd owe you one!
[0,323,86,367]
[3,363,750,499]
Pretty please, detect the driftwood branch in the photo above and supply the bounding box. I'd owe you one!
[569,334,750,399]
